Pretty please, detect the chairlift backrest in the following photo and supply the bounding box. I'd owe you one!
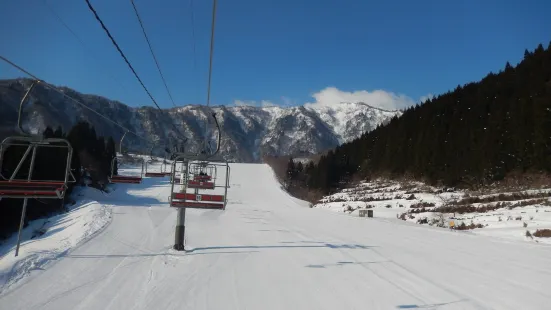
[0,134,75,200]
[0,80,76,199]
[109,131,145,183]
[168,154,230,210]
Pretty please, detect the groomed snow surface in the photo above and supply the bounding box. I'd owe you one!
[1,164,551,309]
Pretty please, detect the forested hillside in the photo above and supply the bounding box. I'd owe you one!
[293,42,551,195]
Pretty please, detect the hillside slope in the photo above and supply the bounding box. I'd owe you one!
[304,42,551,193]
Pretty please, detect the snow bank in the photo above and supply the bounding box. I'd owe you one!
[0,187,112,294]
[314,179,551,244]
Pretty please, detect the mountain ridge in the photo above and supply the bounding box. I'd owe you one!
[0,78,401,162]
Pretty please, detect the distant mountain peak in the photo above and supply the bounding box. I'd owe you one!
[0,78,400,162]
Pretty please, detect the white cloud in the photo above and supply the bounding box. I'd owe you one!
[233,87,425,111]
[232,99,276,107]
[260,100,276,107]
[280,96,296,107]
[233,100,254,106]
[304,87,415,111]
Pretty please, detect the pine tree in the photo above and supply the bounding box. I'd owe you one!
[286,157,296,180]
[303,42,551,193]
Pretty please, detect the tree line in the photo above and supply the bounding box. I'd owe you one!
[286,42,551,195]
[0,121,118,239]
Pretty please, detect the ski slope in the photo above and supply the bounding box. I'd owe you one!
[1,163,551,309]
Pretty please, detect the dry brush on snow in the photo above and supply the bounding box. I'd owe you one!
[313,179,551,244]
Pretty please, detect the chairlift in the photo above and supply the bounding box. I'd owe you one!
[109,132,144,184]
[170,111,231,251]
[0,80,76,256]
[192,162,215,180]
[168,113,230,210]
[186,162,217,189]
[145,162,171,177]
[169,157,230,210]
[144,145,171,177]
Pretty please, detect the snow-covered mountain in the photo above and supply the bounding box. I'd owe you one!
[306,102,398,143]
[0,79,401,162]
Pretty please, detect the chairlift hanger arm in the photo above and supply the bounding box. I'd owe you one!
[149,145,155,161]
[17,80,38,136]
[119,131,128,154]
[210,112,221,157]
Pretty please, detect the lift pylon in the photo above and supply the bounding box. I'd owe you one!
[169,111,230,250]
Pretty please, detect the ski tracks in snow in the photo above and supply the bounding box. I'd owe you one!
[1,164,551,309]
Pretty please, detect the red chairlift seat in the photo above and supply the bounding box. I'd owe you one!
[145,172,167,177]
[171,192,224,209]
[187,179,215,189]
[110,175,142,184]
[0,180,66,198]
[194,174,212,181]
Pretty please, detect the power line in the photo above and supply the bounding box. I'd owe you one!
[129,0,177,109]
[83,0,188,142]
[188,0,199,96]
[206,0,218,108]
[0,54,155,145]
[40,0,131,97]
[200,0,219,153]
[40,0,181,150]
[83,0,158,109]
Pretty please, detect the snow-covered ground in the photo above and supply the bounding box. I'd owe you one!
[1,165,551,309]
[0,186,111,294]
[292,157,313,165]
[314,179,551,244]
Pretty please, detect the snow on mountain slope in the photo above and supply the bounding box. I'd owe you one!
[1,164,550,309]
[260,106,339,156]
[306,102,400,143]
[0,79,400,161]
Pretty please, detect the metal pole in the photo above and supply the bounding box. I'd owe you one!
[9,145,32,180]
[63,144,73,185]
[17,81,37,136]
[172,158,188,251]
[119,131,127,155]
[15,145,38,257]
[15,199,28,256]
[223,163,229,210]
[110,157,117,178]
[174,208,186,250]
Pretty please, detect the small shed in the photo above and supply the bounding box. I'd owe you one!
[358,209,373,218]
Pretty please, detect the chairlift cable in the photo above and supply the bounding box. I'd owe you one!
[40,0,131,97]
[0,55,156,146]
[206,0,217,108]
[84,0,188,143]
[129,0,178,110]
[188,0,199,99]
[200,0,218,155]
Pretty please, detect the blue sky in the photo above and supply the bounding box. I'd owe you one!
[1,0,550,110]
